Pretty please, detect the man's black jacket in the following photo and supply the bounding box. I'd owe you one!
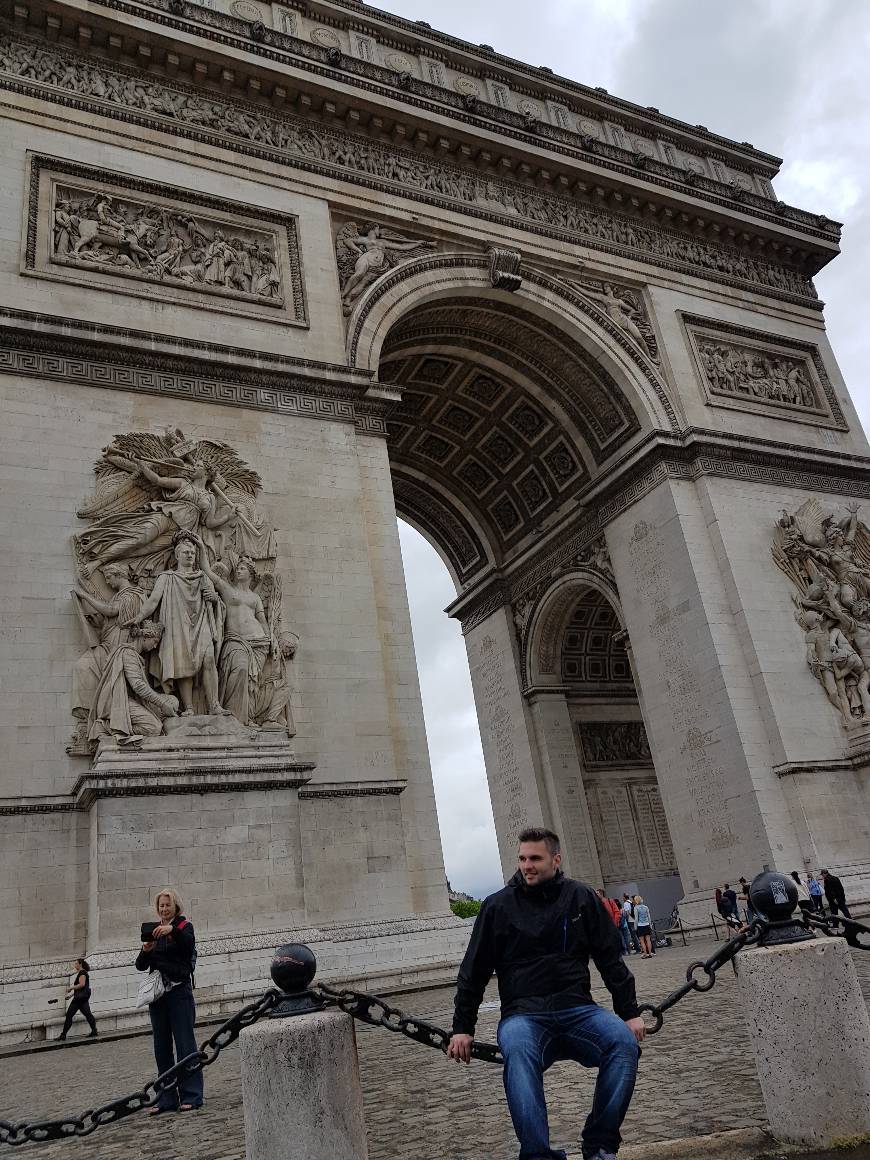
[823,874,847,905]
[452,871,640,1036]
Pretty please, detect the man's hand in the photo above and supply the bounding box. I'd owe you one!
[626,1016,646,1045]
[446,1033,473,1064]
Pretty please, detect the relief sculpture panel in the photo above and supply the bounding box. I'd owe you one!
[69,428,297,757]
[26,156,307,325]
[686,317,846,429]
[774,500,870,723]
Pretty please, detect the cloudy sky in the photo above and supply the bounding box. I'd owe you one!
[388,1,870,900]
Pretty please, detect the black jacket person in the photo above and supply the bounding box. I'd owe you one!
[448,827,644,1160]
[453,870,641,1036]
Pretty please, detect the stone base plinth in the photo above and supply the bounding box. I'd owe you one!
[240,1010,368,1160]
[89,714,304,775]
[739,937,870,1146]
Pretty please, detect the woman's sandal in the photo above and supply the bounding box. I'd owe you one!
[178,1104,200,1112]
[145,1106,169,1116]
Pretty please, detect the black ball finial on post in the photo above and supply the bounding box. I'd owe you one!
[749,871,815,946]
[269,943,324,1018]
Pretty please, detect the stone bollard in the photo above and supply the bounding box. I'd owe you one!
[738,872,870,1148]
[239,944,369,1160]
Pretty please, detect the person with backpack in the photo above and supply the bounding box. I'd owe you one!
[136,888,202,1113]
[59,958,97,1040]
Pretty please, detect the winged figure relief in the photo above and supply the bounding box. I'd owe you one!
[774,499,870,722]
[69,427,295,754]
[335,221,436,315]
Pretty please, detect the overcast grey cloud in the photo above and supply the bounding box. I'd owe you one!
[390,2,870,899]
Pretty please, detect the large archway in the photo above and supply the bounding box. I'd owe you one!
[367,258,683,918]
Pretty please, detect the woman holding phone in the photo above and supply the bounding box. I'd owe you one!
[136,888,202,1113]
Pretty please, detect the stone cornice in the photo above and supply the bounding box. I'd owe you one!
[0,10,838,270]
[314,0,784,171]
[0,309,393,435]
[101,0,788,177]
[449,429,870,625]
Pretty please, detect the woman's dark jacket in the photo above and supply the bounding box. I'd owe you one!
[135,915,196,984]
[453,871,640,1036]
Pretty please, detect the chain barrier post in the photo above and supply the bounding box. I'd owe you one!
[737,870,870,1149]
[239,944,369,1160]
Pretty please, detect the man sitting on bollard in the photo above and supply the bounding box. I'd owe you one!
[447,827,645,1160]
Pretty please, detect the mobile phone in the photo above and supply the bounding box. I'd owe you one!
[141,921,159,942]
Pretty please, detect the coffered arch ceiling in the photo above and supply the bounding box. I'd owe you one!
[380,297,642,583]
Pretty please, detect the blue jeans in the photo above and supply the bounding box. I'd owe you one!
[497,1004,639,1159]
[149,981,203,1108]
[617,916,631,955]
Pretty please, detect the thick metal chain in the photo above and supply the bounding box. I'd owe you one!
[802,911,870,949]
[12,911,863,1144]
[0,990,281,1146]
[636,918,768,1035]
[315,982,503,1064]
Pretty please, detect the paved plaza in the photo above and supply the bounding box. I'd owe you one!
[4,936,867,1160]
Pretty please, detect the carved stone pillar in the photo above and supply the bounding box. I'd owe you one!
[605,476,805,925]
[526,690,602,884]
[458,598,550,878]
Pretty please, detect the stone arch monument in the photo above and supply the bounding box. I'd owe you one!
[0,0,867,1035]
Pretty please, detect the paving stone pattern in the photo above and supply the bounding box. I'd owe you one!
[2,938,862,1160]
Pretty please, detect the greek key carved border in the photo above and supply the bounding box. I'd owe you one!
[0,337,391,435]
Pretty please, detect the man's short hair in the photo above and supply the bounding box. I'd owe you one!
[518,827,560,854]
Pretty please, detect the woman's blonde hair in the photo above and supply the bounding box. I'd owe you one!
[154,887,183,916]
[633,894,643,905]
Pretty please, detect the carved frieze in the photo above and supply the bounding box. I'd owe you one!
[0,32,817,306]
[26,156,306,325]
[774,500,870,724]
[579,720,652,766]
[685,317,846,429]
[69,428,298,757]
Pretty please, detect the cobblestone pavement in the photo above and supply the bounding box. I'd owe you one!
[0,937,857,1160]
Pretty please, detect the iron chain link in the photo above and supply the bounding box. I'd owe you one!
[636,918,768,1035]
[315,982,503,1064]
[0,989,282,1146]
[4,912,867,1145]
[801,910,870,949]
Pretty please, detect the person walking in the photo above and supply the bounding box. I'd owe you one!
[632,896,653,958]
[136,888,203,1113]
[58,958,97,1040]
[790,871,812,915]
[448,827,644,1160]
[821,870,851,918]
[721,884,739,922]
[807,873,825,913]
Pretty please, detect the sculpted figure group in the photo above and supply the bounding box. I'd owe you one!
[53,187,282,301]
[70,428,296,753]
[774,500,870,722]
[699,339,817,410]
